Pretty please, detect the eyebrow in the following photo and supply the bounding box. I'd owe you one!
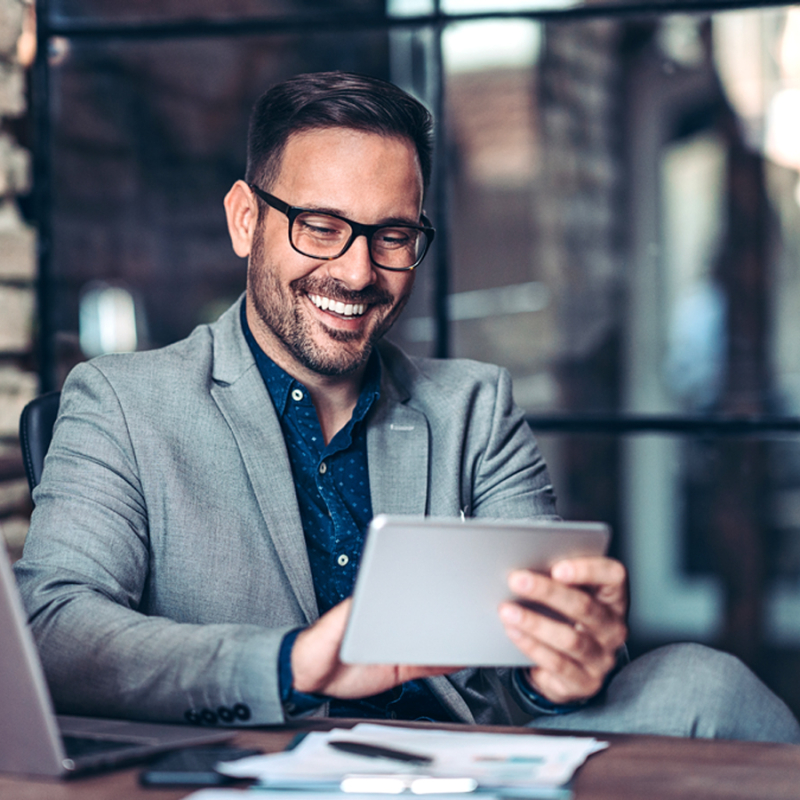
[300,203,421,228]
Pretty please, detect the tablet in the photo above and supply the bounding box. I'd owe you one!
[340,515,610,666]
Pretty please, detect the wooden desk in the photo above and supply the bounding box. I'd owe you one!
[1,719,799,800]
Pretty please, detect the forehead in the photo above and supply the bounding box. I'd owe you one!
[274,127,423,216]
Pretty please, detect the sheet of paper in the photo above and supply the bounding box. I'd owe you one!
[217,723,606,791]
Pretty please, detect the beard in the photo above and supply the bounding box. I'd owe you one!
[248,227,411,377]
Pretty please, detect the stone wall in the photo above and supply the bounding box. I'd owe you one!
[0,0,36,561]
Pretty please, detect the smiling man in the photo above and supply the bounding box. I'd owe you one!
[232,126,424,440]
[13,72,800,740]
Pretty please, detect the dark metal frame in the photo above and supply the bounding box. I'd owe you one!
[32,0,796,438]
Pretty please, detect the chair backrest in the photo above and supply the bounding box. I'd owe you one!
[19,392,61,496]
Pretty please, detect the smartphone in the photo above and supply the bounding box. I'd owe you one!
[138,745,262,787]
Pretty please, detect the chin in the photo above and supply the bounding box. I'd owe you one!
[302,344,372,377]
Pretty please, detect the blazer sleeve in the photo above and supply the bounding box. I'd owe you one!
[468,365,558,521]
[14,362,289,726]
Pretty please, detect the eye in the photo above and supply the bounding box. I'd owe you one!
[296,214,347,238]
[375,228,415,249]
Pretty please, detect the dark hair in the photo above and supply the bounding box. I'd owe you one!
[245,71,434,194]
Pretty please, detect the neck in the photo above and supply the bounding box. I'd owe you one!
[307,378,363,445]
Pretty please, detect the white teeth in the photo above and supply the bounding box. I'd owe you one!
[309,294,367,317]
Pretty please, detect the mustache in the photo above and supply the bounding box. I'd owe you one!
[291,276,393,307]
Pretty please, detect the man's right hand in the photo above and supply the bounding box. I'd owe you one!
[290,599,457,698]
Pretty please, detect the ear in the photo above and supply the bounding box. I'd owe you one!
[224,180,258,258]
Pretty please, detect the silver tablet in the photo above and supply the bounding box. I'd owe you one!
[340,515,610,666]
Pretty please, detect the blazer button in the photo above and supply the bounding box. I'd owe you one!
[200,708,218,725]
[184,709,202,725]
[217,706,235,723]
[233,703,251,721]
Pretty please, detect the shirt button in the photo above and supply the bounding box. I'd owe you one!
[291,388,304,402]
[319,462,327,475]
[337,554,349,566]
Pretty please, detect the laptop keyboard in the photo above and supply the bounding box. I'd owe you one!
[62,735,142,758]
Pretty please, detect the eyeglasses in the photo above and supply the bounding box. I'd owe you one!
[249,184,435,272]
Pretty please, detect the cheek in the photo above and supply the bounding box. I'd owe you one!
[250,232,314,289]
[387,272,415,301]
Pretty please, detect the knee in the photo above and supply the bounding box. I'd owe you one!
[611,643,800,743]
[639,642,746,692]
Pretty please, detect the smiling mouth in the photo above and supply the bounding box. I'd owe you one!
[308,293,368,318]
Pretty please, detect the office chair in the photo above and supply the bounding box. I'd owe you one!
[19,391,61,496]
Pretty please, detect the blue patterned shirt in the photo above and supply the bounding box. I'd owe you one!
[242,307,451,721]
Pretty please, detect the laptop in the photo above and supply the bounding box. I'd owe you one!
[0,546,234,778]
[340,515,610,666]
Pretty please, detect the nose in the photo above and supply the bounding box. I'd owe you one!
[326,233,377,291]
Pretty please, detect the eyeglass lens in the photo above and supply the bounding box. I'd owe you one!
[292,211,428,269]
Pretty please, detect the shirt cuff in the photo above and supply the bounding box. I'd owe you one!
[278,628,327,716]
[513,645,628,716]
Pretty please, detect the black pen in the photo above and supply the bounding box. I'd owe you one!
[328,739,434,765]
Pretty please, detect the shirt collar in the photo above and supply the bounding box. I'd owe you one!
[240,300,381,421]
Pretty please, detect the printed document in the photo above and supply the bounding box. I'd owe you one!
[216,723,607,792]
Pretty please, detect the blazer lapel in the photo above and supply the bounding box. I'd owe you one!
[367,366,430,517]
[209,299,318,624]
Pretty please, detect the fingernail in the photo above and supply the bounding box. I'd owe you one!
[500,605,522,623]
[509,572,533,592]
[552,562,574,581]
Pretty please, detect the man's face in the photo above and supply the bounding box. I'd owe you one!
[246,127,422,379]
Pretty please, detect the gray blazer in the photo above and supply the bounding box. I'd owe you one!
[15,296,557,726]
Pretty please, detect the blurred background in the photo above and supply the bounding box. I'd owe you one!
[3,0,800,715]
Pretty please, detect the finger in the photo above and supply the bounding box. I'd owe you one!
[551,558,628,608]
[500,601,623,678]
[507,574,627,652]
[509,571,613,631]
[500,602,599,661]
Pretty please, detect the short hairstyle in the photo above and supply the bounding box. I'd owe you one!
[245,71,434,194]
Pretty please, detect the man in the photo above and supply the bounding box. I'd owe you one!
[14,72,800,740]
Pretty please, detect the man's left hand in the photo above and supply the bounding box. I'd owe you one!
[499,557,628,705]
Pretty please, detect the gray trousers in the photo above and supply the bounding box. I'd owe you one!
[527,643,800,743]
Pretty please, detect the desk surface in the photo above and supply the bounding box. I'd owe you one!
[1,719,799,800]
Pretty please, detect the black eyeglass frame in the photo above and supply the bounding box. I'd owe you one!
[249,184,435,272]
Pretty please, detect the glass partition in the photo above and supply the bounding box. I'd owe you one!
[434,7,800,418]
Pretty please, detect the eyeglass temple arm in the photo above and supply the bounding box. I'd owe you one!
[249,184,291,215]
